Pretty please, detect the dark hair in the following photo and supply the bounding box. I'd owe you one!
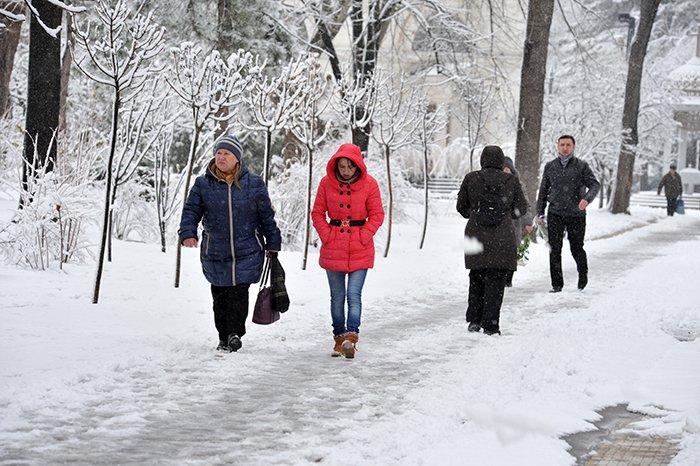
[558,135,576,145]
[337,157,357,169]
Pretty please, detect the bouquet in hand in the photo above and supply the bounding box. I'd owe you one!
[534,217,548,244]
[517,234,531,266]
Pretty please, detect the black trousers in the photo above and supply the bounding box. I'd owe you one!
[548,213,587,289]
[466,269,508,333]
[666,197,677,216]
[211,283,251,341]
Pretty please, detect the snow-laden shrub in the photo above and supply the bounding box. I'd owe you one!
[268,148,329,250]
[401,137,480,181]
[0,164,96,270]
[0,113,24,175]
[111,179,159,243]
[364,146,423,227]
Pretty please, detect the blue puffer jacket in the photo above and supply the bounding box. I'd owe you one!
[178,160,282,287]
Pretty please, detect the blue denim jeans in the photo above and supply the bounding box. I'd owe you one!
[326,269,368,336]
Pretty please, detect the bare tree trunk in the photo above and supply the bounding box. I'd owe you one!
[0,1,23,117]
[93,94,120,304]
[419,131,429,249]
[107,210,113,262]
[174,125,202,288]
[383,145,393,258]
[58,14,71,134]
[22,0,63,199]
[514,0,555,209]
[107,179,118,262]
[160,220,167,253]
[216,0,230,51]
[610,0,660,214]
[302,145,313,270]
[262,128,272,184]
[282,128,302,161]
[316,21,343,85]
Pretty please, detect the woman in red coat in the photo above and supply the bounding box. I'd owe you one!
[312,143,384,359]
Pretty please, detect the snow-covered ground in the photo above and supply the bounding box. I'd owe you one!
[1,200,698,465]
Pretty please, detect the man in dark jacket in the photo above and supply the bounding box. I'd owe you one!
[457,146,529,335]
[657,163,683,216]
[536,135,600,293]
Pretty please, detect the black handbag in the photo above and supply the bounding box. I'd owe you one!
[270,256,290,313]
[252,258,280,325]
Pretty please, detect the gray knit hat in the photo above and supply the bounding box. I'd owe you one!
[214,135,243,161]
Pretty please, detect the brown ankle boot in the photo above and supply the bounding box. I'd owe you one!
[341,332,359,359]
[332,335,344,357]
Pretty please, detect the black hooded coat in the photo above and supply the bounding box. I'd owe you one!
[456,146,529,271]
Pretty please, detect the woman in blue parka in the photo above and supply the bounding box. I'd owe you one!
[179,135,281,353]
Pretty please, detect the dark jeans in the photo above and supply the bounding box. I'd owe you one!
[666,197,677,216]
[466,269,508,333]
[548,213,587,289]
[211,283,251,341]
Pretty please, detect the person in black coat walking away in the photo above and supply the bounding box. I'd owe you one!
[457,146,529,335]
[179,135,282,353]
[657,163,683,216]
[535,135,600,293]
[503,156,533,287]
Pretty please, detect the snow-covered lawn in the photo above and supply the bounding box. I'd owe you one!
[1,200,697,465]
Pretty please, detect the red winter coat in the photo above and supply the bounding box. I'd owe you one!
[312,144,385,272]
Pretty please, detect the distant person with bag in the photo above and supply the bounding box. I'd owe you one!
[312,144,384,358]
[179,135,281,353]
[456,146,528,335]
[535,135,599,293]
[657,163,683,216]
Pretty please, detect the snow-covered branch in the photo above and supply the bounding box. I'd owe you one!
[242,54,309,182]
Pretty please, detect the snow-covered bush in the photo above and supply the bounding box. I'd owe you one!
[268,143,333,251]
[0,157,96,270]
[110,178,158,244]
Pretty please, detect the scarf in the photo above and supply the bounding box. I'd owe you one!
[558,153,573,168]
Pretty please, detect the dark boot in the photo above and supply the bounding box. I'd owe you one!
[578,274,588,290]
[468,322,481,333]
[216,340,232,352]
[227,334,242,352]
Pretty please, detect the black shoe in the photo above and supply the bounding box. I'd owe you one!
[227,334,242,352]
[550,287,562,293]
[483,328,501,336]
[216,340,232,352]
[468,322,481,333]
[578,275,588,290]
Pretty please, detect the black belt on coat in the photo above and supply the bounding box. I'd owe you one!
[329,219,366,227]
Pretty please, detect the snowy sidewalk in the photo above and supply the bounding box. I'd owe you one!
[1,211,699,465]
